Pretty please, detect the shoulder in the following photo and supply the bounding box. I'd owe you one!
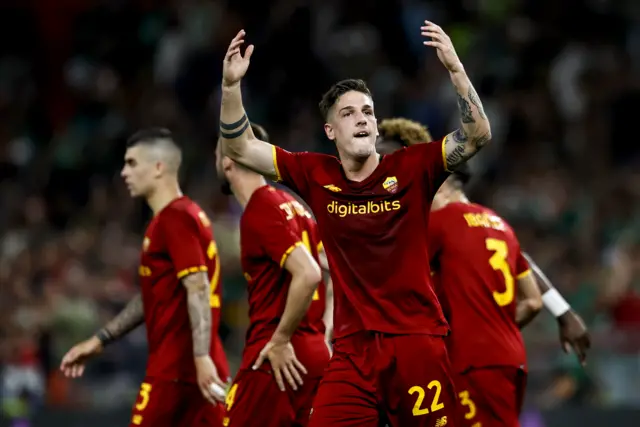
[160,197,203,226]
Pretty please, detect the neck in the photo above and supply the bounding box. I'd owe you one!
[450,190,470,204]
[230,170,267,208]
[146,181,183,215]
[340,152,380,182]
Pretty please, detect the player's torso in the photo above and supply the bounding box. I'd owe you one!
[303,153,447,337]
[433,203,525,372]
[240,188,326,364]
[139,197,222,381]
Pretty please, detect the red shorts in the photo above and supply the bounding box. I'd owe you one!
[129,376,224,427]
[454,367,527,427]
[308,332,458,427]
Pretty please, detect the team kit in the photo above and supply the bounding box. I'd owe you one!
[59,24,590,427]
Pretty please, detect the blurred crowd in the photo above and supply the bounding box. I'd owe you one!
[1,0,640,422]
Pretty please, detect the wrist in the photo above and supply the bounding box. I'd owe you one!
[448,62,465,75]
[95,329,113,348]
[222,80,241,91]
[271,331,292,344]
[542,289,571,318]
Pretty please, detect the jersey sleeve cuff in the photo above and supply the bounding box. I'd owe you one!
[442,135,452,173]
[516,269,531,279]
[176,265,208,279]
[279,242,303,267]
[272,145,282,182]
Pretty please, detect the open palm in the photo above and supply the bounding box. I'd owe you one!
[223,30,254,86]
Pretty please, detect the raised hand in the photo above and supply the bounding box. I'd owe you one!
[223,30,254,87]
[60,336,103,378]
[421,21,463,73]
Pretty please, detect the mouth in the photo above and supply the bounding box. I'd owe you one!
[353,130,370,138]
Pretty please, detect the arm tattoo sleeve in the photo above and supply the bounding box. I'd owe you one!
[456,93,475,124]
[467,86,487,120]
[182,272,212,357]
[101,293,144,341]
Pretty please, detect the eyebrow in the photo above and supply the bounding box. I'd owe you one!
[339,104,373,113]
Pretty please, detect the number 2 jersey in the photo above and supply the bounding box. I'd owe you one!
[239,185,328,377]
[428,202,531,373]
[139,196,229,382]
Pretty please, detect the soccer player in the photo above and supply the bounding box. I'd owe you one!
[377,118,591,426]
[218,20,491,426]
[59,128,229,427]
[215,123,331,426]
[377,118,591,364]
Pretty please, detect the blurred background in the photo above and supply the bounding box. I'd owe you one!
[1,0,639,426]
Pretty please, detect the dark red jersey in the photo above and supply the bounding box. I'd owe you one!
[139,196,228,382]
[428,202,531,373]
[238,185,327,375]
[273,138,450,339]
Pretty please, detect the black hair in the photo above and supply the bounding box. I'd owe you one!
[250,122,269,142]
[318,79,372,120]
[127,127,176,147]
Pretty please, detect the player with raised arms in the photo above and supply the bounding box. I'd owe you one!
[60,128,229,427]
[377,118,591,426]
[216,123,332,426]
[218,21,491,426]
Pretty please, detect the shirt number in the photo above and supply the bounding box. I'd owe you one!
[279,201,312,221]
[486,238,514,307]
[408,380,445,416]
[207,241,221,308]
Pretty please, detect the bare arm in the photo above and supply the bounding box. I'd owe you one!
[273,246,323,341]
[220,31,277,178]
[181,272,212,357]
[318,247,334,340]
[96,293,144,345]
[443,71,492,170]
[515,272,543,328]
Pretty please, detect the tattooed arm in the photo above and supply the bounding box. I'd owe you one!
[181,272,212,357]
[443,74,492,171]
[96,293,145,345]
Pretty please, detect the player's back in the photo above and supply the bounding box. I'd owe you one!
[239,186,326,373]
[429,202,529,373]
[140,196,227,382]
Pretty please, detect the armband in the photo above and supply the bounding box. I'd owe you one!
[541,289,570,318]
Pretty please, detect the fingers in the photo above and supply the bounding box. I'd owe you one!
[244,44,255,61]
[61,363,85,378]
[225,30,254,62]
[199,382,218,405]
[252,351,266,370]
[293,357,308,376]
[423,41,447,49]
[273,367,286,392]
[281,364,299,391]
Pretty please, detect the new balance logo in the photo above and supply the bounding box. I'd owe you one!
[323,184,342,192]
[435,416,447,427]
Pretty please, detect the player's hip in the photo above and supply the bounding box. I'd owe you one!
[453,367,527,427]
[225,368,322,427]
[129,376,224,427]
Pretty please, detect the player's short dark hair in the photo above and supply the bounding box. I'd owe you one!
[250,122,269,142]
[127,127,177,148]
[450,163,472,187]
[319,79,372,120]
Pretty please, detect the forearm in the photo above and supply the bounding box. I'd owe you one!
[516,299,541,328]
[273,275,318,340]
[183,273,212,357]
[322,280,334,335]
[220,83,253,158]
[523,252,571,317]
[98,293,144,344]
[449,68,490,141]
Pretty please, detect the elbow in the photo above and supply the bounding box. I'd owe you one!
[298,263,322,292]
[221,137,247,162]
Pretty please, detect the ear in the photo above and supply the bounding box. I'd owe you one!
[154,161,164,178]
[324,123,335,141]
[374,117,379,137]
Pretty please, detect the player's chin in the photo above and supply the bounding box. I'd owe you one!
[349,137,375,157]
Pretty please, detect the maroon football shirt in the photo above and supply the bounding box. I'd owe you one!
[139,196,229,382]
[239,186,327,375]
[428,202,531,373]
[273,138,450,339]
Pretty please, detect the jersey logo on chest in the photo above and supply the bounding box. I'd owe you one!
[323,184,342,192]
[382,176,398,194]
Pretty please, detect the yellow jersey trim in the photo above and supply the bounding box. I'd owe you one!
[272,145,282,182]
[442,135,452,173]
[279,242,303,267]
[176,265,208,279]
[516,269,531,280]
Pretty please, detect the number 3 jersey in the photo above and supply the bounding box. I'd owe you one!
[139,196,228,383]
[428,202,531,373]
[238,185,327,376]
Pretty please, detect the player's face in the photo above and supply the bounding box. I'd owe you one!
[121,146,158,197]
[325,91,378,160]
